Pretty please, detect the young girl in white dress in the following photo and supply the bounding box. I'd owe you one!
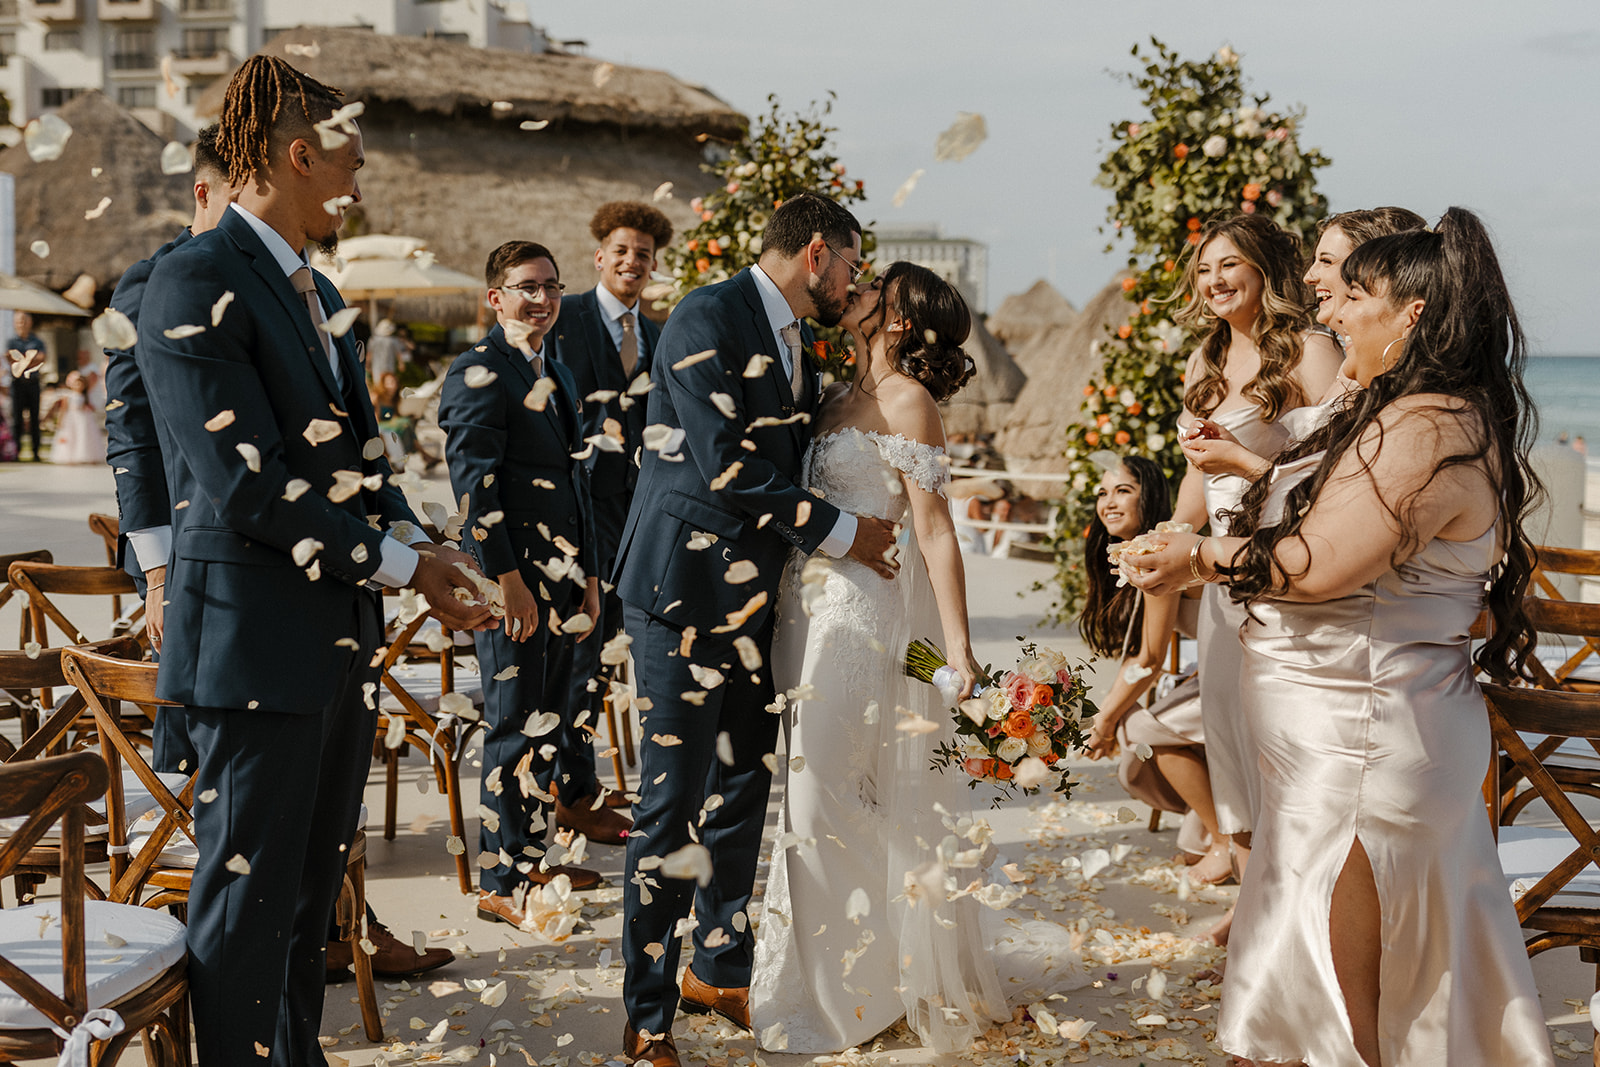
[50,369,107,465]
[749,263,1084,1054]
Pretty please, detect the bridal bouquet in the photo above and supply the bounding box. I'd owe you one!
[906,639,1095,800]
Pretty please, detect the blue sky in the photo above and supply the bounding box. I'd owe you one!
[537,1,1600,353]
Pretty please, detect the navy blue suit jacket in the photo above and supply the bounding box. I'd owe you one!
[138,209,421,713]
[613,269,838,633]
[438,325,597,587]
[553,287,661,509]
[105,227,187,582]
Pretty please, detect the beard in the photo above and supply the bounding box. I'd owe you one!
[315,231,340,257]
[808,275,849,328]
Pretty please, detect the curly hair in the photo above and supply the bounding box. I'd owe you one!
[1176,214,1313,421]
[1079,455,1174,658]
[216,54,344,186]
[589,201,673,250]
[865,261,975,403]
[1228,208,1541,682]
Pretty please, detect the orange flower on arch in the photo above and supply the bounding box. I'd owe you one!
[1242,183,1262,201]
[1120,277,1137,292]
[1174,143,1189,159]
[1082,385,1096,397]
[1084,431,1100,446]
[1186,218,1202,232]
[1114,430,1131,445]
[1117,324,1133,339]
[695,257,711,273]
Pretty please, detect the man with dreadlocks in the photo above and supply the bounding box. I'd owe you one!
[139,55,494,1065]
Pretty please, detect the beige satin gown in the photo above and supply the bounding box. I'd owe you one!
[1196,403,1291,835]
[1220,516,1554,1065]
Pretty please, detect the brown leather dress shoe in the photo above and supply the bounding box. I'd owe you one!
[365,920,456,977]
[555,796,633,846]
[325,938,354,982]
[679,966,751,1031]
[622,1025,680,1067]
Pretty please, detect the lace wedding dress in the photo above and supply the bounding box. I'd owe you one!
[749,428,1086,1054]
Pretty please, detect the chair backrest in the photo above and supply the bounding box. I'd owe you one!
[59,646,192,904]
[0,549,53,648]
[86,513,120,568]
[0,750,107,1031]
[6,560,141,651]
[1527,545,1600,688]
[0,636,142,763]
[1483,681,1600,923]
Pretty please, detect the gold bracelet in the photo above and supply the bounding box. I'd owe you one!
[1188,539,1212,585]
[147,582,164,592]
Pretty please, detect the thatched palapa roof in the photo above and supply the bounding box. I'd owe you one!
[992,274,1136,482]
[940,314,1027,437]
[192,27,745,139]
[2,91,192,297]
[987,279,1078,351]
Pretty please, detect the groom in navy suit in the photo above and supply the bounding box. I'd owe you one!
[615,193,900,1066]
[550,200,674,846]
[139,56,492,1067]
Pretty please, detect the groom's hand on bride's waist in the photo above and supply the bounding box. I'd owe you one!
[846,515,902,579]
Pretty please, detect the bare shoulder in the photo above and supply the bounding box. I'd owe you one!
[879,376,946,448]
[1357,394,1485,467]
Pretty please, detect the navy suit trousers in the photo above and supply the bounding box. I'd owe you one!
[558,491,630,800]
[620,603,781,1035]
[474,605,578,894]
[183,592,381,1067]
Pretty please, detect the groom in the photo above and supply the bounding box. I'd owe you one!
[615,193,899,1065]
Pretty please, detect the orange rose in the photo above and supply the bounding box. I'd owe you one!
[695,257,711,273]
[700,210,713,222]
[1096,413,1110,426]
[1082,385,1096,397]
[1164,259,1177,272]
[992,760,1014,781]
[686,239,699,252]
[1117,324,1133,339]
[1084,431,1100,446]
[1186,232,1201,245]
[1003,710,1035,739]
[1114,430,1131,445]
[1186,218,1202,232]
[1140,300,1152,315]
[1030,684,1053,708]
[1174,143,1189,159]
[1127,402,1143,416]
[1242,183,1262,201]
[1120,277,1137,292]
[707,239,723,256]
[813,341,829,358]
[1104,385,1117,397]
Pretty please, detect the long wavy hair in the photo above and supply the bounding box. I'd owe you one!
[1228,207,1541,681]
[1079,455,1174,659]
[1317,206,1427,249]
[1176,214,1313,421]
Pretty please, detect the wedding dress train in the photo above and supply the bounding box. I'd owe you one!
[749,427,1085,1054]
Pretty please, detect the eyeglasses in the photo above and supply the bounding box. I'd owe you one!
[825,244,864,283]
[500,281,565,301]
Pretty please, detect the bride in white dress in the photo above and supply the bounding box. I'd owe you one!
[749,263,1084,1054]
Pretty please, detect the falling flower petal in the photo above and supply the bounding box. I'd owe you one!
[320,307,361,338]
[303,419,342,445]
[724,560,758,584]
[23,113,72,162]
[282,478,311,501]
[225,854,252,875]
[1014,756,1050,790]
[284,41,320,58]
[236,443,261,472]
[652,181,673,201]
[845,887,870,921]
[160,140,192,175]
[211,291,235,327]
[660,843,713,885]
[523,377,557,411]
[934,111,987,161]
[29,240,49,259]
[519,119,550,131]
[592,62,615,88]
[291,538,323,567]
[204,409,236,432]
[91,308,138,350]
[891,168,926,209]
[322,195,354,216]
[733,635,762,670]
[673,348,717,370]
[84,197,113,221]
[709,392,737,419]
[163,323,206,340]
[463,365,498,388]
[715,731,735,766]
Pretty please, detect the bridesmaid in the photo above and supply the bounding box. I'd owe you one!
[1079,457,1227,884]
[1168,215,1341,925]
[1127,208,1553,1066]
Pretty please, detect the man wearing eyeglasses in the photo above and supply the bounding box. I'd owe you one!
[439,240,604,927]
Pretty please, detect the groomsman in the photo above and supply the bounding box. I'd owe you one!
[139,55,491,1066]
[440,240,604,926]
[551,201,673,845]
[613,193,899,1066]
[6,312,44,460]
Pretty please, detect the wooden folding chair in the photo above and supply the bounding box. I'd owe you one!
[60,647,384,1041]
[0,549,52,650]
[1496,596,1600,825]
[0,750,189,1067]
[87,513,132,622]
[374,601,486,896]
[1485,674,1600,993]
[0,637,145,905]
[6,559,144,666]
[1526,545,1600,690]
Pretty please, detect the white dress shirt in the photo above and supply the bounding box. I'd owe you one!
[747,265,856,558]
[593,282,639,352]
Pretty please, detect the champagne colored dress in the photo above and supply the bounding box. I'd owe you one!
[1195,403,1291,835]
[1219,461,1554,1066]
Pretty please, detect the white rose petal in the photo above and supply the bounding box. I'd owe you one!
[29,240,49,259]
[91,308,138,350]
[291,538,323,567]
[660,843,713,885]
[302,419,342,445]
[463,365,498,389]
[236,443,261,472]
[163,324,206,340]
[84,196,113,221]
[282,478,311,502]
[160,140,192,175]
[225,854,252,875]
[320,307,361,338]
[211,291,235,327]
[23,114,72,162]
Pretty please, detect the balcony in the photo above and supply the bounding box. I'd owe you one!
[168,46,231,76]
[99,0,154,19]
[21,0,80,22]
[178,0,230,13]
[0,1,19,23]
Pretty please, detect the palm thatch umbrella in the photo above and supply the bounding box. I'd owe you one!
[0,272,90,317]
[1,91,191,300]
[992,274,1137,488]
[311,235,482,316]
[987,279,1078,352]
[940,314,1027,437]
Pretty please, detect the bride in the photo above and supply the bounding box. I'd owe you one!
[749,263,1084,1054]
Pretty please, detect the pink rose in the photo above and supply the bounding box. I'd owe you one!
[963,757,989,778]
[1055,669,1073,688]
[1241,200,1257,214]
[1004,672,1033,712]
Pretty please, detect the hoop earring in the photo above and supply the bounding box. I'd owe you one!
[1380,336,1405,373]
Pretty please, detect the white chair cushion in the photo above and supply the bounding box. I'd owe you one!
[1515,732,1600,772]
[1499,825,1600,909]
[379,662,484,716]
[0,770,187,845]
[0,900,185,1029]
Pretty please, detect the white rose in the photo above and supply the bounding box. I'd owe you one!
[1027,732,1053,757]
[996,736,1028,763]
[1036,646,1068,673]
[1202,134,1228,158]
[1020,657,1055,684]
[987,688,1011,722]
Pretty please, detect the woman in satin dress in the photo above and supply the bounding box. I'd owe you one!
[1126,208,1552,1066]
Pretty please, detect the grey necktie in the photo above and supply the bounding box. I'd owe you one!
[289,265,340,385]
[779,321,804,401]
[619,311,638,377]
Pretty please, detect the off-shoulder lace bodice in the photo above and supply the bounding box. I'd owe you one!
[803,427,949,524]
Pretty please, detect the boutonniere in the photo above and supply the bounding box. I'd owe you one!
[811,339,855,383]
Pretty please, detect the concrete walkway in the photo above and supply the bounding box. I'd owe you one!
[0,460,1591,1065]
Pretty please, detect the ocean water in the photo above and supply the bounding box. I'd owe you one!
[1524,355,1600,464]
